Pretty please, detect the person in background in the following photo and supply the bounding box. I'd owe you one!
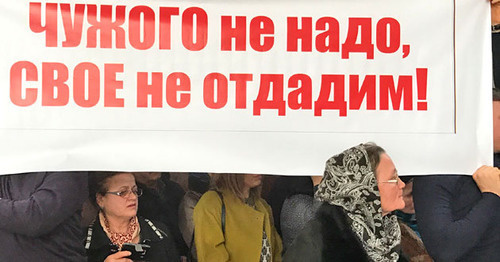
[178,173,211,261]
[266,176,313,236]
[413,166,500,262]
[412,5,500,257]
[284,143,408,262]
[396,177,419,238]
[395,178,432,262]
[194,173,282,262]
[492,0,500,89]
[0,171,88,262]
[279,176,322,252]
[134,172,189,259]
[85,172,180,262]
[168,173,190,192]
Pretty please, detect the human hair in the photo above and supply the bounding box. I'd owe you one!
[88,171,123,208]
[188,172,210,194]
[493,88,500,101]
[363,142,386,173]
[211,173,262,202]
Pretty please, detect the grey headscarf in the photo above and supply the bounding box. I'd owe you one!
[315,144,401,262]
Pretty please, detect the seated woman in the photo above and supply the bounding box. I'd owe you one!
[84,172,180,262]
[283,143,408,262]
[193,173,282,262]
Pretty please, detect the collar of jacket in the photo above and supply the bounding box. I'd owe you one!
[87,216,164,251]
[218,189,270,215]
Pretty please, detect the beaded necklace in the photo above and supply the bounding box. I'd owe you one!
[103,215,138,249]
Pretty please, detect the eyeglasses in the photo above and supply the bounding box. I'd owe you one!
[379,179,399,184]
[105,187,143,198]
[378,175,401,184]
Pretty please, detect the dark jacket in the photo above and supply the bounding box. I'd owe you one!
[280,194,321,252]
[137,179,188,256]
[413,175,500,262]
[85,216,180,262]
[0,172,88,262]
[283,203,408,262]
[493,33,500,88]
[266,176,314,236]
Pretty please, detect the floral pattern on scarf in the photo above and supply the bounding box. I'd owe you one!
[315,144,401,262]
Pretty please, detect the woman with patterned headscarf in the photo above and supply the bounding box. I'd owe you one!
[283,143,408,262]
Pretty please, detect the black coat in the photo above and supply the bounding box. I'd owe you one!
[136,180,188,256]
[0,172,88,262]
[413,175,500,262]
[283,203,408,262]
[85,217,180,262]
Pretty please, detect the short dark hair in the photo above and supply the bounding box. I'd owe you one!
[188,172,210,194]
[363,142,386,172]
[493,88,500,102]
[88,171,122,208]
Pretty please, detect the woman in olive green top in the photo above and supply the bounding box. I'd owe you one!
[193,173,282,262]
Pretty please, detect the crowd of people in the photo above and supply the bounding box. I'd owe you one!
[0,1,499,262]
[0,143,498,262]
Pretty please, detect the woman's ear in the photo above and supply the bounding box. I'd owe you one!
[96,194,104,209]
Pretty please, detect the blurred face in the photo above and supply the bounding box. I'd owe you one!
[134,172,161,186]
[492,0,500,24]
[97,173,138,220]
[400,180,415,214]
[493,101,500,152]
[376,153,405,216]
[243,174,262,189]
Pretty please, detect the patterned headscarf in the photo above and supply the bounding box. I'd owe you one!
[315,144,401,262]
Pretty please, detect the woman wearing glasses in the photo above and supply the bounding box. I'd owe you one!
[85,172,180,262]
[283,143,409,262]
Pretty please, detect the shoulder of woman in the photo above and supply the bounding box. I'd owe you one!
[194,190,225,211]
[85,216,104,238]
[137,217,181,261]
[255,197,273,213]
[284,194,314,210]
[281,195,314,222]
[139,217,173,241]
[255,196,270,206]
[314,203,352,232]
[84,218,116,254]
[198,190,221,202]
[183,190,202,203]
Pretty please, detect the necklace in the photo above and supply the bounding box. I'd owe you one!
[103,215,138,249]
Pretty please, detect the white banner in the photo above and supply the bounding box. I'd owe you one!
[0,0,493,176]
